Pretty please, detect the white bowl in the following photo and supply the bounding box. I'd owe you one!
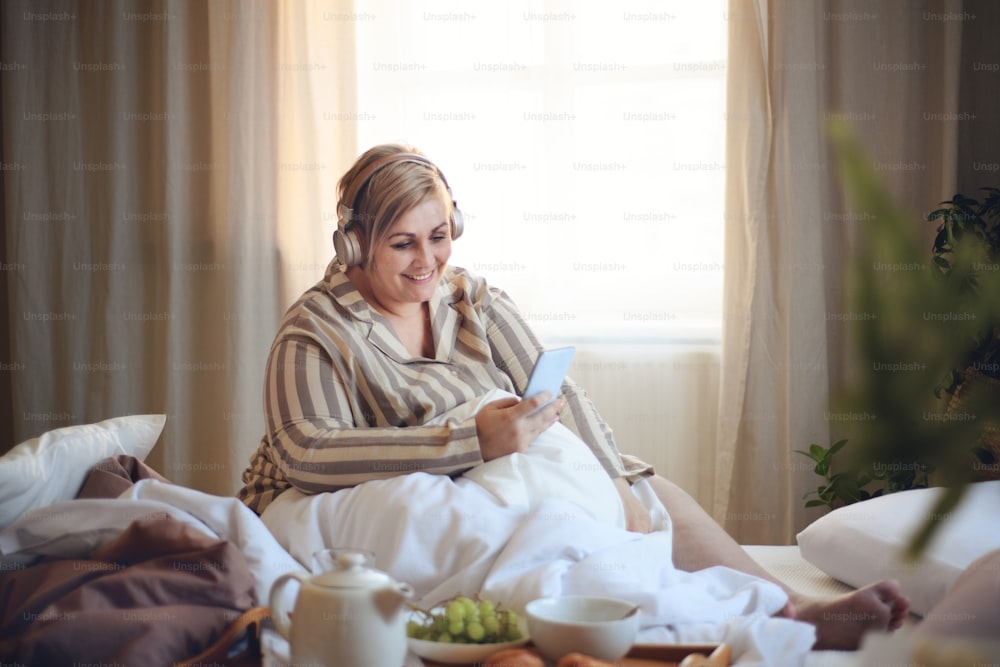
[407,635,530,664]
[525,596,639,661]
[405,610,530,665]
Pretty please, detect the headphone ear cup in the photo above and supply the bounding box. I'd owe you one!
[451,206,465,241]
[333,224,364,267]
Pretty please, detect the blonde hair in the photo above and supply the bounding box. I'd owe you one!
[337,143,453,268]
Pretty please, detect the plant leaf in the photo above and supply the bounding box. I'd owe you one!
[828,439,849,456]
[905,484,968,559]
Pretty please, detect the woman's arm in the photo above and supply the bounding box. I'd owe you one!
[264,336,484,493]
[479,286,655,532]
[476,280,653,484]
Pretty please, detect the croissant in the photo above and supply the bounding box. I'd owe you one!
[481,647,546,667]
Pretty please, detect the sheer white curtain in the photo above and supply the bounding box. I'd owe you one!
[351,0,728,335]
[346,0,729,507]
[717,0,974,543]
[0,0,355,493]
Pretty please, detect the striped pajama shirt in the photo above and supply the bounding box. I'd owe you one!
[237,258,652,514]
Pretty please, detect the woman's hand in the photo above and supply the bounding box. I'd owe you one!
[475,393,564,461]
[613,477,652,533]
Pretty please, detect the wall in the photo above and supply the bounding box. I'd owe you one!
[560,338,722,511]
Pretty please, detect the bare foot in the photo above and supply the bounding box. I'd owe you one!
[787,580,909,650]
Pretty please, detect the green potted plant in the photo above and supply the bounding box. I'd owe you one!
[797,438,932,511]
[798,121,1000,555]
[928,190,1000,477]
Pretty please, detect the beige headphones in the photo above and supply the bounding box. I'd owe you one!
[333,152,465,267]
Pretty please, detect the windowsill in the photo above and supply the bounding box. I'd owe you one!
[533,319,723,346]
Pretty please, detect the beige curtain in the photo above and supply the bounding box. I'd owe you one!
[717,0,995,543]
[1,0,355,494]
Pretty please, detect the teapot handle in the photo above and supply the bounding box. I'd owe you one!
[269,571,307,641]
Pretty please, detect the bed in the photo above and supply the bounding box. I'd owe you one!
[1,414,998,666]
[742,547,857,667]
[742,546,853,600]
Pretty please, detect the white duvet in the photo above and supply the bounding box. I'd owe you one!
[262,389,817,666]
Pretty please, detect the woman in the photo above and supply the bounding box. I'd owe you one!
[238,143,908,650]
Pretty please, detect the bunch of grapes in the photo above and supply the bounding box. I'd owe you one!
[407,596,523,644]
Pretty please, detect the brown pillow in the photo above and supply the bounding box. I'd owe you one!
[0,515,256,666]
[75,454,171,500]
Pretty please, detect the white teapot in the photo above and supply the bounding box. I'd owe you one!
[269,549,415,667]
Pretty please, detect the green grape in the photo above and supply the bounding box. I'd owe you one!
[409,596,520,645]
[478,600,495,617]
[466,621,485,641]
[482,613,499,637]
[458,596,477,617]
[406,620,427,639]
[500,609,522,640]
[445,600,466,623]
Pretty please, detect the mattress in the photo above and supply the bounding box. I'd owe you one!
[743,545,862,667]
[741,545,854,599]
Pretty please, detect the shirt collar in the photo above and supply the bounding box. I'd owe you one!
[322,257,464,363]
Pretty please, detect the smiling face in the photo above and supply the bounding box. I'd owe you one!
[347,192,453,316]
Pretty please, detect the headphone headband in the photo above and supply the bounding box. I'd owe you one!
[334,151,464,266]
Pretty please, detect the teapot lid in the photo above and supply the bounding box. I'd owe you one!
[312,551,395,589]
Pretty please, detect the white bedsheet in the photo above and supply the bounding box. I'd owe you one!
[263,471,816,667]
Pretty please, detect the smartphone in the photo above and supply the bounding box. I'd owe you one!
[523,346,576,410]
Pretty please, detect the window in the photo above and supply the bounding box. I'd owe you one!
[353,0,727,341]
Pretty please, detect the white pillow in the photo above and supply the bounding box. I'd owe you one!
[0,414,165,531]
[796,481,1000,616]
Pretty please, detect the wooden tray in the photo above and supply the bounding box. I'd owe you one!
[622,643,730,666]
[420,643,731,666]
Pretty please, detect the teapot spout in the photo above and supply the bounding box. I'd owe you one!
[374,583,415,622]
